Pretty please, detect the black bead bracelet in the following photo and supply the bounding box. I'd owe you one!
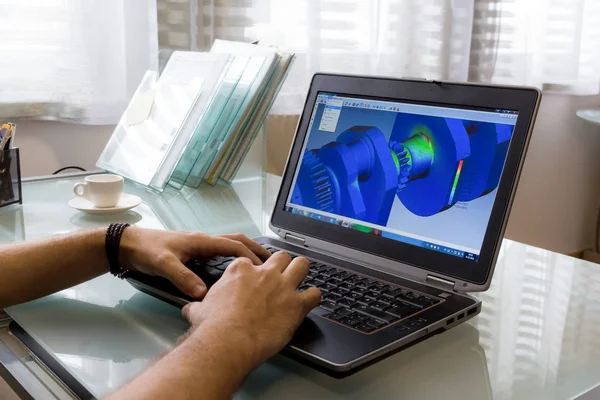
[105,222,130,279]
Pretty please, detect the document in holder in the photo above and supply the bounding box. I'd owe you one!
[97,52,232,191]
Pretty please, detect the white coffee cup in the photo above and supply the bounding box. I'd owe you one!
[73,174,124,208]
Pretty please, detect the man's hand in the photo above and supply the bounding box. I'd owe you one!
[119,228,271,299]
[182,251,321,370]
[108,251,320,400]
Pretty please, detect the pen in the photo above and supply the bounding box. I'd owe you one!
[0,128,7,151]
[6,123,15,149]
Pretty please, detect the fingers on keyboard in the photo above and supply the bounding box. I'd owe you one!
[240,244,441,334]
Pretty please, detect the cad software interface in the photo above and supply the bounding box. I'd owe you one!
[285,93,519,261]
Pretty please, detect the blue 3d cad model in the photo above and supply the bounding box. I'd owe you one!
[291,113,513,226]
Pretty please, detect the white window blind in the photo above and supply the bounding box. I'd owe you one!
[5,0,596,121]
[156,0,600,114]
[473,243,577,396]
[157,0,475,114]
[157,0,263,51]
[251,0,475,113]
[0,0,158,124]
[470,0,600,94]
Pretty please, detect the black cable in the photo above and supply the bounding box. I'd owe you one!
[52,166,86,175]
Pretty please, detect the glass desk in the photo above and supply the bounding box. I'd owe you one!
[2,174,600,399]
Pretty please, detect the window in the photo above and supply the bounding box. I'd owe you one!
[0,0,158,124]
[158,0,600,114]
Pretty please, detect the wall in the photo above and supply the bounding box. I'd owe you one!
[507,94,600,254]
[14,93,600,254]
[15,121,113,177]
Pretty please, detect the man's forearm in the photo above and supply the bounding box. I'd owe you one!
[0,228,109,309]
[109,324,256,400]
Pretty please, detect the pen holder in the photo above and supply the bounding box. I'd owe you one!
[0,148,23,208]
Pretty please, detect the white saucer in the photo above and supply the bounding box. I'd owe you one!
[68,193,142,215]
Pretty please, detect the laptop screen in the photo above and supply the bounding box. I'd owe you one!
[284,92,519,262]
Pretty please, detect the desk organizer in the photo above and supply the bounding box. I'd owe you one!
[0,148,23,208]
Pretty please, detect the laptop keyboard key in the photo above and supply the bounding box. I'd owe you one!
[326,307,353,321]
[353,304,370,314]
[356,297,377,306]
[355,279,376,289]
[386,302,419,318]
[311,265,326,273]
[319,283,338,292]
[364,290,383,299]
[395,294,423,309]
[355,281,370,289]
[414,295,439,307]
[324,294,342,303]
[340,313,367,327]
[371,301,390,312]
[381,294,395,303]
[338,283,355,291]
[345,292,363,301]
[338,307,354,316]
[345,276,364,285]
[337,271,352,280]
[322,267,340,276]
[326,312,346,321]
[337,298,357,308]
[367,319,387,329]
[352,287,369,296]
[387,288,408,298]
[379,284,395,294]
[336,307,354,317]
[370,282,386,292]
[319,301,341,312]
[354,306,398,324]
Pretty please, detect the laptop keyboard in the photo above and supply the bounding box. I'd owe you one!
[260,245,443,335]
[195,245,443,335]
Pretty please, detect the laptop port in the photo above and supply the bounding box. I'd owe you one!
[457,313,465,321]
[446,318,454,325]
[467,307,477,316]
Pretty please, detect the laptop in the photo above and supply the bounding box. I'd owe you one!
[127,73,541,377]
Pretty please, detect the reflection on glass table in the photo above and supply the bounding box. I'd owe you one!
[0,172,270,244]
[473,241,600,400]
[0,204,24,243]
[576,109,600,126]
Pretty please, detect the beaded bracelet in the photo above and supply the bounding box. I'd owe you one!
[105,222,130,279]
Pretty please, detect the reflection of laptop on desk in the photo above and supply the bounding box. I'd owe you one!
[128,73,541,377]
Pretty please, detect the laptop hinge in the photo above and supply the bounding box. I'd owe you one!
[284,233,306,246]
[426,275,456,292]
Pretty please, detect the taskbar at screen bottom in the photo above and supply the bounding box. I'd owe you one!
[285,206,479,262]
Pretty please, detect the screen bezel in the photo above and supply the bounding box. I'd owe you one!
[271,74,539,285]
